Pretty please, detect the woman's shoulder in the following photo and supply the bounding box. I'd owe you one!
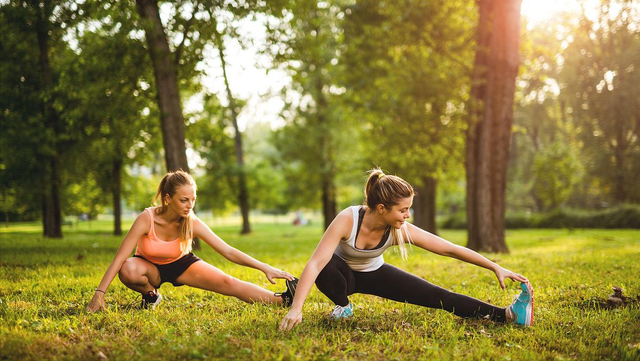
[333,207,358,230]
[127,208,152,234]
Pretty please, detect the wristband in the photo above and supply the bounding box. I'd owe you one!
[95,289,106,294]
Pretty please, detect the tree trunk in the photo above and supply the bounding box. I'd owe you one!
[35,0,62,238]
[214,25,251,234]
[413,176,438,235]
[466,0,522,253]
[112,158,123,236]
[136,0,200,248]
[315,75,337,230]
[135,0,189,173]
[321,174,338,230]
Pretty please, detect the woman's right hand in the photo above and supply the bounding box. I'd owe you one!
[279,309,303,331]
[86,292,106,312]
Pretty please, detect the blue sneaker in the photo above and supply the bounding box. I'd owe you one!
[329,302,354,320]
[509,282,534,326]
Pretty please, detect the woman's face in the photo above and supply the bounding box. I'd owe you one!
[166,184,196,218]
[380,197,413,229]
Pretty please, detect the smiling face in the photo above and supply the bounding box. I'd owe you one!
[165,184,197,218]
[379,196,413,229]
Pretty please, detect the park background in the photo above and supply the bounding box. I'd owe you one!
[1,0,639,360]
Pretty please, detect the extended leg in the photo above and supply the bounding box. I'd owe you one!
[175,261,282,304]
[355,264,507,322]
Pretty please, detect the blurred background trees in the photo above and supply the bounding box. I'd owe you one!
[1,0,639,242]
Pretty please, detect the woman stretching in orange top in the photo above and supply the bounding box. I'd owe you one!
[86,170,297,312]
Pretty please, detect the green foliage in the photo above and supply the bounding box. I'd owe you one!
[532,141,582,210]
[511,2,640,211]
[558,1,640,204]
[268,0,365,216]
[443,205,640,230]
[123,170,162,212]
[1,225,639,360]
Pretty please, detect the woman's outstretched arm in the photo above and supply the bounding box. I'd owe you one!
[193,217,294,283]
[279,209,352,331]
[407,223,528,289]
[86,212,149,312]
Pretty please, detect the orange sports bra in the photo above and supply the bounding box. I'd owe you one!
[134,207,187,265]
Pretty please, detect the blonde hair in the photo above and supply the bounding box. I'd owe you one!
[364,168,415,260]
[153,170,197,253]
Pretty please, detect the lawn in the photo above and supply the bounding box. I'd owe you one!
[0,222,639,360]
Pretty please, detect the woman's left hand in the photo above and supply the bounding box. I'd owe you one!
[494,267,529,290]
[264,266,295,284]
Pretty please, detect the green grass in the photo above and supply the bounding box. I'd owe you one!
[1,223,639,360]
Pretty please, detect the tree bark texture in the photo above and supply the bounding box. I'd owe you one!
[215,26,251,234]
[136,0,189,173]
[466,0,522,253]
[321,174,338,230]
[136,0,200,248]
[35,0,62,238]
[112,159,123,236]
[316,76,338,230]
[412,177,438,235]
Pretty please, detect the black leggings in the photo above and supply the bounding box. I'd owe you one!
[316,254,507,322]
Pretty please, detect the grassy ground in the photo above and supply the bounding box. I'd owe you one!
[0,222,639,361]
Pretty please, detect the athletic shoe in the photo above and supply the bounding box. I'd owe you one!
[329,302,354,320]
[508,282,534,326]
[275,277,299,307]
[141,290,163,310]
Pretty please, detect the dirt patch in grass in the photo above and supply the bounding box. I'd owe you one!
[575,287,640,310]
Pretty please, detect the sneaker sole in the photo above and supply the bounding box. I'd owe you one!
[286,278,298,297]
[524,283,534,326]
[149,293,163,310]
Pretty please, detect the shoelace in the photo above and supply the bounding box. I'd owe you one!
[331,304,346,317]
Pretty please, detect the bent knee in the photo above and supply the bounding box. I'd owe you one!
[118,259,143,283]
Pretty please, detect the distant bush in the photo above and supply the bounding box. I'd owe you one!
[440,205,640,229]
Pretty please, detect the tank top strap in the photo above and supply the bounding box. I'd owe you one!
[348,206,360,242]
[145,207,156,236]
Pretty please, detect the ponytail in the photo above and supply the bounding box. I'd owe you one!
[364,168,415,260]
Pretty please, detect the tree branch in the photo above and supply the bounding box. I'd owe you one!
[174,1,199,66]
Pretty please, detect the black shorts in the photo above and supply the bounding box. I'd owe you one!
[133,253,201,287]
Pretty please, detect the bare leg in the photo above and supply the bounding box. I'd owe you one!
[118,257,161,294]
[175,261,282,304]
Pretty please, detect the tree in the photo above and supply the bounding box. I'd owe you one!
[559,1,640,205]
[269,0,357,229]
[212,16,251,234]
[62,0,159,235]
[341,0,474,234]
[135,0,191,173]
[0,0,81,237]
[466,0,523,253]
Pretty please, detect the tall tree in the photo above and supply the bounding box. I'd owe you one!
[212,18,251,234]
[1,0,78,237]
[466,0,522,253]
[341,0,474,234]
[135,0,190,173]
[269,0,353,229]
[64,0,158,235]
[559,1,640,205]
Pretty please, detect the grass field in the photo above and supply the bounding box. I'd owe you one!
[1,222,639,360]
